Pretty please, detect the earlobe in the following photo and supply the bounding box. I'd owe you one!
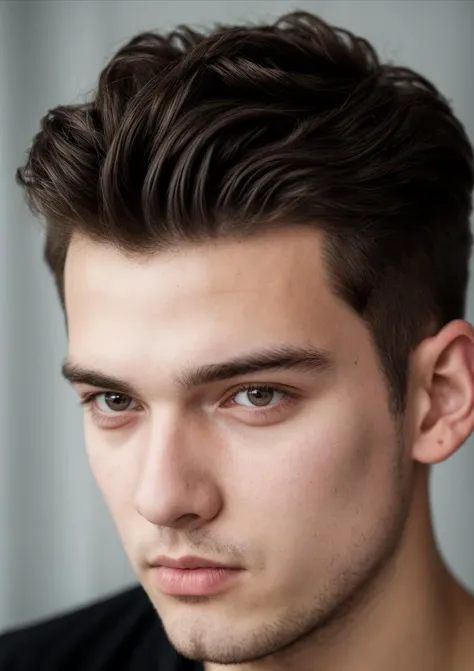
[411,320,474,465]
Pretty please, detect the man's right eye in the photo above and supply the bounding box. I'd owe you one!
[81,392,139,413]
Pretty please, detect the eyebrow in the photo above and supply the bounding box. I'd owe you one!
[61,345,334,397]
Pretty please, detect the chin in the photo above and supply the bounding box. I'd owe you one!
[167,632,268,665]
[161,606,315,666]
[160,609,258,663]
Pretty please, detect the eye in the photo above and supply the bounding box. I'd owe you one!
[93,392,139,413]
[232,386,286,408]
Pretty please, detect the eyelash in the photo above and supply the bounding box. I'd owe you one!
[79,383,295,427]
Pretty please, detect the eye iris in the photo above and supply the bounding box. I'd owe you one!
[104,392,131,411]
[247,388,274,407]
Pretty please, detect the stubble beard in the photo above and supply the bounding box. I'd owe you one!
[159,440,412,666]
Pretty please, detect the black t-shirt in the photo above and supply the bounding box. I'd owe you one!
[0,585,203,670]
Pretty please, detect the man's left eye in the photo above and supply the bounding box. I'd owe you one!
[232,387,285,408]
[94,392,139,413]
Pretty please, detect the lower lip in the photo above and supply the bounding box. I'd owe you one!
[154,566,242,596]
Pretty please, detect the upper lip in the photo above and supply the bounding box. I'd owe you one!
[151,555,241,570]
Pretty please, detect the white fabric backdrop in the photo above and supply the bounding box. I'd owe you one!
[1,0,473,630]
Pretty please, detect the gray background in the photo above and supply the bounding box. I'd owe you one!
[1,0,473,631]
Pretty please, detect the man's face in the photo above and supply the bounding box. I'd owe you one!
[64,227,411,664]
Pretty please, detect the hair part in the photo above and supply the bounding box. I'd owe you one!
[16,11,474,414]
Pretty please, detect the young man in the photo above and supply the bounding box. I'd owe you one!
[1,9,474,671]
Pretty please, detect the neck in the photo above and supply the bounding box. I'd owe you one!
[205,468,474,671]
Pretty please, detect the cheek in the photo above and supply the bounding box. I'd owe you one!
[226,396,401,571]
[84,426,137,525]
[86,443,146,566]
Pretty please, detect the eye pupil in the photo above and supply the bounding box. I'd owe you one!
[104,392,131,411]
[247,389,274,407]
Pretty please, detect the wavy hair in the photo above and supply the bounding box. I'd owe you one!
[16,11,474,412]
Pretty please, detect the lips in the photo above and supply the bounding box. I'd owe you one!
[150,555,243,596]
[152,555,240,570]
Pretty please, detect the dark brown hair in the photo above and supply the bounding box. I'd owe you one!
[16,11,473,413]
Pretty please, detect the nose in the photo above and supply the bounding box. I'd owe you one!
[134,413,222,530]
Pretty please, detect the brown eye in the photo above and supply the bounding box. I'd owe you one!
[233,387,285,408]
[96,392,136,413]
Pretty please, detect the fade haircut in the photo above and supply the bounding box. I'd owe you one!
[16,11,474,414]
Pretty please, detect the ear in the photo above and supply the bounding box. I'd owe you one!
[409,319,474,465]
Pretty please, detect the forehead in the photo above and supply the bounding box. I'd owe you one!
[63,228,361,378]
[65,227,327,297]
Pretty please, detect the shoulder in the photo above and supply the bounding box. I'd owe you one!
[0,585,170,670]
